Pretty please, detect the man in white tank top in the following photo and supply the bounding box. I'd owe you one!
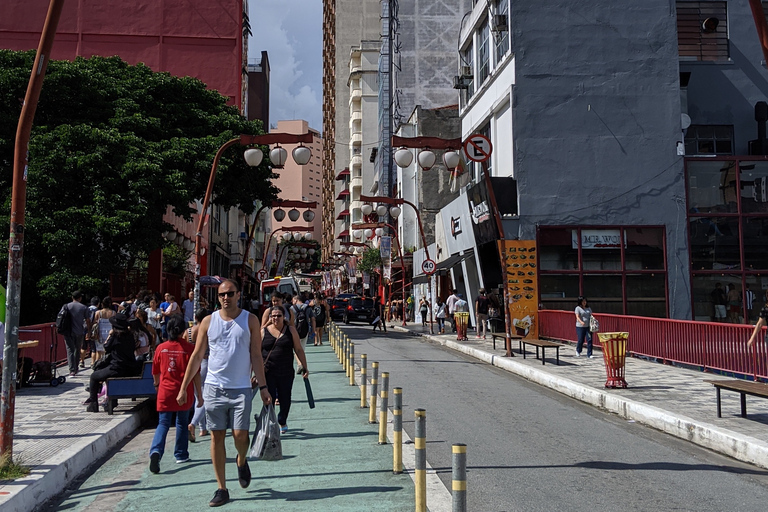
[178,279,270,508]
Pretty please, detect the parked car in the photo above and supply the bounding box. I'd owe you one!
[343,296,376,324]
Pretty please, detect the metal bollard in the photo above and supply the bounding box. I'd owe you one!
[378,372,389,444]
[345,337,350,372]
[392,387,402,474]
[360,354,368,407]
[368,362,379,423]
[415,409,427,512]
[452,444,467,512]
[349,343,355,385]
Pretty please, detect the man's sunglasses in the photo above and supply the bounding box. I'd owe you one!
[218,291,237,298]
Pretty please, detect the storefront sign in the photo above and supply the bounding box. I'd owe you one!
[572,229,624,249]
[467,180,498,246]
[500,240,538,340]
[440,193,476,255]
[380,236,392,280]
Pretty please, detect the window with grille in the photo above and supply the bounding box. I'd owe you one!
[477,19,490,85]
[494,0,510,65]
[684,125,734,155]
[677,1,729,61]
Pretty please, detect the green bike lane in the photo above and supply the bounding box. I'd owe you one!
[46,343,415,512]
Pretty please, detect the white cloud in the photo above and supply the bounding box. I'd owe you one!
[248,0,322,132]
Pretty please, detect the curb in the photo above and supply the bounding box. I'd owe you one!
[397,326,768,470]
[2,403,151,512]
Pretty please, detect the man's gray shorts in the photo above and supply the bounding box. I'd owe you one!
[203,385,253,431]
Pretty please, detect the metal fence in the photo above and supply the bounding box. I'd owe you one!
[539,310,767,381]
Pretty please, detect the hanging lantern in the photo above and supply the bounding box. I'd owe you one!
[303,209,315,222]
[375,227,384,237]
[442,150,461,170]
[394,147,414,167]
[244,148,264,167]
[361,204,372,216]
[390,206,402,218]
[292,145,312,165]
[269,146,288,167]
[417,149,437,171]
[273,208,286,221]
[364,228,373,239]
[376,205,388,217]
[303,232,312,240]
[288,208,300,221]
[282,232,292,242]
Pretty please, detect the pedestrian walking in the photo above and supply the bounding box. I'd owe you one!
[435,297,447,334]
[372,296,387,332]
[81,296,100,369]
[149,315,203,473]
[92,296,116,368]
[419,298,429,327]
[261,292,296,327]
[312,293,330,345]
[406,295,415,322]
[177,279,271,508]
[60,290,91,377]
[575,296,594,358]
[446,289,459,333]
[261,304,309,434]
[475,288,490,339]
[145,296,163,345]
[727,285,742,324]
[290,293,315,374]
[83,313,142,412]
[187,308,211,442]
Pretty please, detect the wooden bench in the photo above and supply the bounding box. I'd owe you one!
[105,361,156,415]
[704,379,768,418]
[490,333,522,351]
[520,339,562,365]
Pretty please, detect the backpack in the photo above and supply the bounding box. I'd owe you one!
[293,304,310,338]
[56,303,72,335]
[313,304,326,325]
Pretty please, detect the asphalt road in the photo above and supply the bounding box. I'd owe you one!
[341,322,768,512]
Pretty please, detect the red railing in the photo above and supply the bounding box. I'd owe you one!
[18,322,68,365]
[539,310,767,380]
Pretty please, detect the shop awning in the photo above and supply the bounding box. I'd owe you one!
[336,209,350,220]
[336,189,350,200]
[412,274,430,285]
[435,251,472,271]
[335,168,350,180]
[336,229,350,239]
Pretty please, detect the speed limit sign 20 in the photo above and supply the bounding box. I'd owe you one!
[422,258,436,275]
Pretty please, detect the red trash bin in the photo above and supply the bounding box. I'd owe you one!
[597,332,628,389]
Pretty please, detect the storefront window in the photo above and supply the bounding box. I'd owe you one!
[687,160,738,214]
[538,226,668,316]
[625,228,665,270]
[539,228,577,270]
[626,274,666,318]
[738,161,768,214]
[688,216,740,270]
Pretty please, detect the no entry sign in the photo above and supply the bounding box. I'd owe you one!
[463,134,493,163]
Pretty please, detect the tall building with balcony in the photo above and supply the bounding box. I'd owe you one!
[322,0,380,258]
[345,42,380,238]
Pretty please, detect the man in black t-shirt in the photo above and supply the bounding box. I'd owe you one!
[711,283,727,322]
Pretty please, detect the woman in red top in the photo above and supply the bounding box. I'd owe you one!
[149,316,202,473]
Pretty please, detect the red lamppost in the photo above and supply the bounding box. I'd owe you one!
[388,135,514,357]
[360,194,437,333]
[260,226,315,277]
[239,199,317,282]
[352,222,408,327]
[194,132,314,315]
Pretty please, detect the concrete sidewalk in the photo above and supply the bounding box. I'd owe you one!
[395,323,768,470]
[30,344,416,512]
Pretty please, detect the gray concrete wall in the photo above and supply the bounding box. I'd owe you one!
[510,1,690,318]
[682,3,768,154]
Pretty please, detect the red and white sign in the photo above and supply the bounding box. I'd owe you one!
[256,269,269,281]
[463,134,493,163]
[422,258,436,275]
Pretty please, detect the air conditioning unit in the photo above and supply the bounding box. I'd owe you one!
[492,14,508,32]
[460,65,472,78]
[453,75,470,90]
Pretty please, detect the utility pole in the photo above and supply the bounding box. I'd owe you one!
[0,0,66,458]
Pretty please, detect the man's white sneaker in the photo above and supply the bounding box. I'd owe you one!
[575,352,581,357]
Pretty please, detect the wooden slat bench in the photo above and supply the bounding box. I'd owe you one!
[704,379,768,418]
[520,339,562,365]
[105,361,156,415]
[490,333,522,351]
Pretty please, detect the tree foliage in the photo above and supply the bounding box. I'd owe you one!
[357,247,383,274]
[0,50,279,322]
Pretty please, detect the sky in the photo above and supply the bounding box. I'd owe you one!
[248,0,323,132]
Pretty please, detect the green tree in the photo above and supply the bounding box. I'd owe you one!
[0,50,279,323]
[357,247,383,274]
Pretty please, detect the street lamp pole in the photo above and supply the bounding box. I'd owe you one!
[360,194,435,334]
[352,222,408,327]
[1,0,65,458]
[260,226,315,277]
[194,132,313,318]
